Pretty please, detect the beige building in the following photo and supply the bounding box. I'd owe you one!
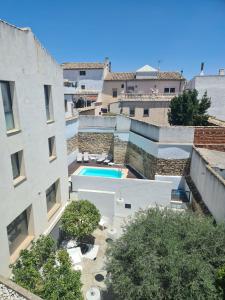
[0,20,68,276]
[101,65,185,124]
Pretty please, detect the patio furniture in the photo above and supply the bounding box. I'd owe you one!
[74,264,83,272]
[67,247,82,265]
[86,287,101,300]
[67,239,78,249]
[77,152,83,163]
[83,152,89,163]
[107,228,117,241]
[108,162,115,166]
[103,154,113,164]
[96,153,107,163]
[99,216,108,230]
[83,244,99,260]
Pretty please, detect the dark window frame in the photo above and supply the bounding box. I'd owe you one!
[129,108,135,117]
[112,88,117,98]
[0,81,15,131]
[79,70,86,76]
[143,108,149,117]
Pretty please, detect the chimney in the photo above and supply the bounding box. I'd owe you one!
[200,62,204,76]
[219,69,225,76]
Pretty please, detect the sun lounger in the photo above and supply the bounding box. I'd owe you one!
[99,216,108,230]
[67,247,82,265]
[83,152,89,163]
[104,154,113,164]
[76,152,83,163]
[97,153,107,163]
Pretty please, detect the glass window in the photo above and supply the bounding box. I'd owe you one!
[11,152,20,179]
[44,85,53,121]
[48,136,56,158]
[7,210,28,255]
[46,183,57,212]
[112,89,117,98]
[130,108,135,117]
[80,71,86,76]
[64,100,68,112]
[0,81,15,130]
[81,85,85,90]
[125,203,131,209]
[121,84,124,89]
[170,87,175,93]
[143,108,149,117]
[164,88,170,93]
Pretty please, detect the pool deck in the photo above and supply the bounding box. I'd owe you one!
[68,161,143,179]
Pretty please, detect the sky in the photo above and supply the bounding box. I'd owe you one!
[1,0,225,79]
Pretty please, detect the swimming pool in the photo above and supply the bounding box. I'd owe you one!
[78,167,123,178]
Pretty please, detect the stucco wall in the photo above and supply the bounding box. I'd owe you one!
[190,76,225,121]
[0,22,68,276]
[190,148,225,222]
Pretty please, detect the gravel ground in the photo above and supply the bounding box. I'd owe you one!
[0,283,26,300]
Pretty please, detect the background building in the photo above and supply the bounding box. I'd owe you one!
[62,59,110,118]
[186,68,225,121]
[0,20,68,276]
[101,65,185,124]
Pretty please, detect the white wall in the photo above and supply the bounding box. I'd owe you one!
[188,76,225,121]
[190,148,225,222]
[0,21,68,276]
[72,175,172,219]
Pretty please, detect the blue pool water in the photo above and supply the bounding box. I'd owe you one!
[78,167,122,178]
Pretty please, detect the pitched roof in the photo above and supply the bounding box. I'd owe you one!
[105,71,184,81]
[61,62,105,70]
[105,72,136,80]
[136,65,157,72]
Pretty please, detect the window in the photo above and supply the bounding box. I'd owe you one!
[81,85,85,90]
[0,81,15,131]
[7,210,28,255]
[127,86,134,93]
[48,136,56,160]
[125,203,131,209]
[112,88,117,98]
[11,150,25,183]
[44,85,53,122]
[46,182,58,213]
[79,70,86,76]
[121,84,124,89]
[164,87,176,94]
[143,108,149,117]
[64,100,68,112]
[129,108,135,117]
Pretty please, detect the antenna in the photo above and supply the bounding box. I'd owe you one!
[157,59,161,71]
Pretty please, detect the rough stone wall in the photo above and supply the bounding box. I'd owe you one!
[156,158,190,176]
[67,135,78,154]
[113,137,128,164]
[194,127,225,152]
[126,142,157,179]
[78,132,114,155]
[126,142,190,179]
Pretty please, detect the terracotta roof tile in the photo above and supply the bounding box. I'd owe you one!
[61,62,105,70]
[105,71,184,81]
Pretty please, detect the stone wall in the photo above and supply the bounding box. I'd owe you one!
[126,142,157,179]
[126,142,190,179]
[78,132,114,155]
[67,135,78,154]
[113,137,128,164]
[156,158,190,176]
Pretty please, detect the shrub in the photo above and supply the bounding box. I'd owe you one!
[106,208,225,299]
[61,200,101,239]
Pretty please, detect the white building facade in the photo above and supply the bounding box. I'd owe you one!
[0,21,68,276]
[186,69,225,121]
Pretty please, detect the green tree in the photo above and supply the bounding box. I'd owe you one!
[106,208,225,300]
[61,200,100,239]
[168,89,211,126]
[42,250,83,300]
[11,236,83,300]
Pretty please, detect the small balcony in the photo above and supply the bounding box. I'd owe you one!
[119,92,177,101]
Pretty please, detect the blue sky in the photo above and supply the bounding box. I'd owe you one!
[1,0,225,79]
